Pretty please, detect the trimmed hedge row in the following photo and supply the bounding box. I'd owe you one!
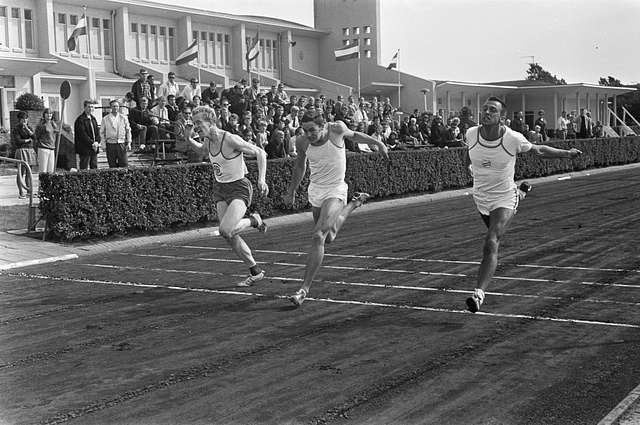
[39,136,640,241]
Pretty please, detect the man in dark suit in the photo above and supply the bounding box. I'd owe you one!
[74,100,101,169]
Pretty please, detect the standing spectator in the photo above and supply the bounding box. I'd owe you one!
[510,111,525,135]
[244,78,260,110]
[227,82,247,116]
[34,108,58,174]
[534,109,548,141]
[201,81,218,106]
[353,100,369,125]
[146,74,157,105]
[266,84,278,104]
[382,97,395,118]
[12,110,36,197]
[180,78,201,104]
[157,71,179,100]
[577,108,593,138]
[527,125,543,144]
[567,112,577,139]
[120,92,135,119]
[593,120,603,137]
[556,110,569,139]
[100,100,132,168]
[131,69,152,106]
[276,83,288,105]
[74,100,100,170]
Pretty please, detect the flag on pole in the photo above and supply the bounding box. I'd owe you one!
[66,14,87,51]
[334,41,359,61]
[175,39,199,65]
[386,50,399,70]
[246,29,260,70]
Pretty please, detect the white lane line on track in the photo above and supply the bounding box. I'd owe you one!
[124,253,640,289]
[174,246,640,274]
[9,272,640,329]
[81,263,640,307]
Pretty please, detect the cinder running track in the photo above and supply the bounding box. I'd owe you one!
[2,167,640,425]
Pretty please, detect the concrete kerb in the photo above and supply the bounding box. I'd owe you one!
[1,162,639,271]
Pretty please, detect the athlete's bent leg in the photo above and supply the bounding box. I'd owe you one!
[217,200,258,267]
[327,192,370,243]
[291,198,344,306]
[467,207,515,312]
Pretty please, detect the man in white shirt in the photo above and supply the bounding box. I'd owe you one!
[100,100,132,168]
[464,97,582,313]
[180,78,202,104]
[157,71,180,101]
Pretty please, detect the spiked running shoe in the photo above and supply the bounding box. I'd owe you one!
[250,212,267,233]
[237,270,265,287]
[351,192,371,207]
[466,288,485,313]
[289,288,308,307]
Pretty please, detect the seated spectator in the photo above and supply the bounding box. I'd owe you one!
[385,131,405,150]
[166,94,180,122]
[150,96,172,139]
[401,116,424,145]
[201,82,218,106]
[448,117,464,147]
[276,83,288,105]
[430,115,448,148]
[191,95,202,109]
[224,113,240,135]
[265,129,287,159]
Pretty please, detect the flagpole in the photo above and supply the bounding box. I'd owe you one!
[357,46,361,98]
[396,49,401,111]
[84,5,95,100]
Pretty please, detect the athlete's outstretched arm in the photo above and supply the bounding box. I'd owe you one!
[530,144,582,159]
[340,123,389,159]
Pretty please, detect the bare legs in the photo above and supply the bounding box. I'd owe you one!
[291,196,365,306]
[216,200,258,267]
[467,207,515,312]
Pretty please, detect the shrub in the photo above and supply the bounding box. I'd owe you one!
[15,93,44,111]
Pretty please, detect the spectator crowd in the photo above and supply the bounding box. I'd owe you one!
[11,68,608,174]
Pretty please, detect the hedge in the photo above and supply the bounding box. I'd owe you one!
[39,136,640,241]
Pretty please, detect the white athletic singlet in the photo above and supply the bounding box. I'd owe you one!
[466,125,532,197]
[306,127,346,188]
[208,132,248,183]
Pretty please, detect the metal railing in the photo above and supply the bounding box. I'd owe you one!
[0,156,37,231]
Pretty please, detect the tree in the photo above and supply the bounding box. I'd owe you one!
[526,63,567,85]
[598,76,622,87]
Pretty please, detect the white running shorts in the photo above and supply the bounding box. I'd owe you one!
[308,181,348,208]
[473,187,520,216]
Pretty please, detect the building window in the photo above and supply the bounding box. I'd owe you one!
[364,25,371,34]
[343,27,349,36]
[364,38,371,46]
[158,26,166,61]
[140,24,148,59]
[248,36,278,72]
[365,50,371,58]
[0,7,7,49]
[224,34,230,67]
[103,19,112,56]
[352,38,358,46]
[343,39,349,46]
[353,26,360,35]
[1,7,34,51]
[168,27,175,60]
[24,9,33,49]
[149,25,158,61]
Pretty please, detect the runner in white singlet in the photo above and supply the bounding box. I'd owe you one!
[464,97,582,313]
[187,106,270,287]
[284,110,389,306]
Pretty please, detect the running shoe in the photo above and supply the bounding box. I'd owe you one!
[237,270,265,287]
[250,212,267,233]
[351,192,371,207]
[517,181,533,200]
[289,288,307,307]
[466,288,485,313]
